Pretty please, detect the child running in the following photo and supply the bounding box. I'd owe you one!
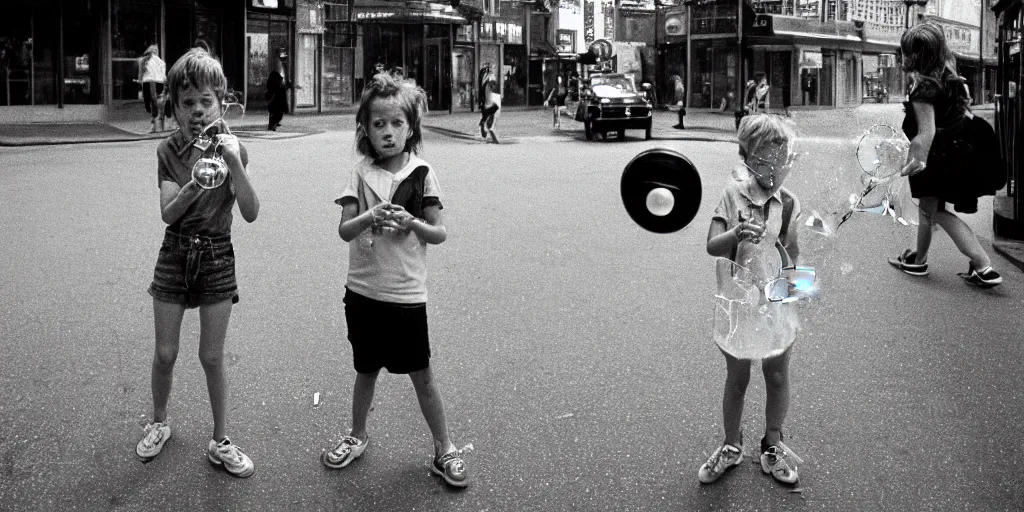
[322,72,469,488]
[699,114,803,486]
[136,48,260,478]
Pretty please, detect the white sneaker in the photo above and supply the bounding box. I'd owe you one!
[321,435,368,469]
[207,437,255,478]
[697,443,744,483]
[760,442,802,485]
[136,422,171,459]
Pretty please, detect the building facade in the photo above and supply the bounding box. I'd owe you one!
[1,0,247,123]
[992,0,1021,238]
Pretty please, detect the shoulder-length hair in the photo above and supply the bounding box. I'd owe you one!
[354,72,427,159]
[901,23,959,79]
[165,48,227,117]
[901,23,969,109]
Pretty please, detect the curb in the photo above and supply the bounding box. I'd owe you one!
[992,240,1024,273]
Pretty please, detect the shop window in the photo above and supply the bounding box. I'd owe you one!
[111,0,159,102]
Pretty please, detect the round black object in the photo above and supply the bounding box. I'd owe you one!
[621,148,702,234]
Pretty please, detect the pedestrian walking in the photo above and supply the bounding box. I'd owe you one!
[545,74,568,129]
[266,50,292,131]
[735,79,757,130]
[478,63,501,143]
[137,48,261,478]
[670,73,686,129]
[751,72,770,114]
[137,45,167,133]
[699,114,804,487]
[888,23,1003,287]
[322,71,469,489]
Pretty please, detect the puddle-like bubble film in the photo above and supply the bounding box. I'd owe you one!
[712,246,799,360]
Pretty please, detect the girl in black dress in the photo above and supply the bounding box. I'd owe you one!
[888,23,1002,287]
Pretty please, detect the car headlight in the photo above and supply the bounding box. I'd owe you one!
[600,98,610,104]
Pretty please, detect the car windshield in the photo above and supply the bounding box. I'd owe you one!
[591,76,636,94]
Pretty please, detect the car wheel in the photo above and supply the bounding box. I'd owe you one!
[584,120,593,141]
[645,120,653,140]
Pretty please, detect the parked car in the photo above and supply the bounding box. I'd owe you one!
[576,73,653,141]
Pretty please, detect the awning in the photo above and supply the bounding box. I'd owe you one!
[352,1,468,24]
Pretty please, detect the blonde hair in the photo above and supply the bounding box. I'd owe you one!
[355,72,427,159]
[165,48,227,117]
[736,114,796,160]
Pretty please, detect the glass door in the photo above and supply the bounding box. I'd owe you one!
[247,14,291,113]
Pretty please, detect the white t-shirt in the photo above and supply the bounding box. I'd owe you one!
[337,155,443,304]
[141,56,166,84]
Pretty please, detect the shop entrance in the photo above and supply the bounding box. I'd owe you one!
[247,13,292,114]
[424,38,450,111]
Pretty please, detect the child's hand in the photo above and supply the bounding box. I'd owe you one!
[735,213,766,244]
[381,204,416,231]
[369,202,392,224]
[215,133,241,163]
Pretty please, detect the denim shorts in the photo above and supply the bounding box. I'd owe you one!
[148,230,239,309]
[344,288,430,374]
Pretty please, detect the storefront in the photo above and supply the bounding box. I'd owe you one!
[861,20,903,103]
[747,14,862,108]
[480,17,527,107]
[688,0,742,108]
[656,7,687,107]
[350,1,467,112]
[1,0,102,120]
[992,0,1022,239]
[0,0,246,123]
[247,1,295,114]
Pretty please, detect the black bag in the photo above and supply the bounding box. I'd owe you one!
[903,101,1006,198]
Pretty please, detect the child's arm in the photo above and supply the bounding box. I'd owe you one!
[160,180,205,225]
[218,137,259,223]
[707,216,763,257]
[388,204,446,245]
[338,201,391,242]
[903,101,936,176]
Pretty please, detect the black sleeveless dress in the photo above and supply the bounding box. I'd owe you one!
[901,73,979,213]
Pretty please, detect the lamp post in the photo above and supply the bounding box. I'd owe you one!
[903,0,929,29]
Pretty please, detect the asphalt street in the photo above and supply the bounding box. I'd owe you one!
[1,107,1022,511]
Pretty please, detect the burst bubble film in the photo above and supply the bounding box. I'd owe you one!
[711,231,800,360]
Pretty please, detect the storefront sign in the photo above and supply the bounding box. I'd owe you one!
[355,10,397,19]
[769,15,861,41]
[798,50,823,68]
[861,20,903,45]
[584,0,595,45]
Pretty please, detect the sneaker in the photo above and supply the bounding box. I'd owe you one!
[760,442,802,485]
[697,443,744,484]
[207,437,255,478]
[488,130,499,144]
[136,422,171,459]
[321,435,368,469]
[479,121,487,138]
[888,249,929,276]
[431,449,469,488]
[958,265,1003,287]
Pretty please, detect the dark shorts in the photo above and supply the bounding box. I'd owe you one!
[148,230,239,309]
[344,288,430,375]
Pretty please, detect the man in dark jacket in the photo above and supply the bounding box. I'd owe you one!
[266,51,291,131]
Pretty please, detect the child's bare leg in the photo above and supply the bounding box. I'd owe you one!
[762,347,792,446]
[152,299,186,423]
[350,371,378,440]
[198,299,233,441]
[409,366,454,455]
[722,352,751,446]
[915,197,937,263]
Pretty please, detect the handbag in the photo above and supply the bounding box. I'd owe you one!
[903,101,1006,198]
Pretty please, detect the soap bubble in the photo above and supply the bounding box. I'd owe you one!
[712,257,800,360]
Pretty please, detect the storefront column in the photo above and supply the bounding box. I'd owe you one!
[449,23,454,114]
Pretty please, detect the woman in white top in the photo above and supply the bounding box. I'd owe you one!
[138,45,167,133]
